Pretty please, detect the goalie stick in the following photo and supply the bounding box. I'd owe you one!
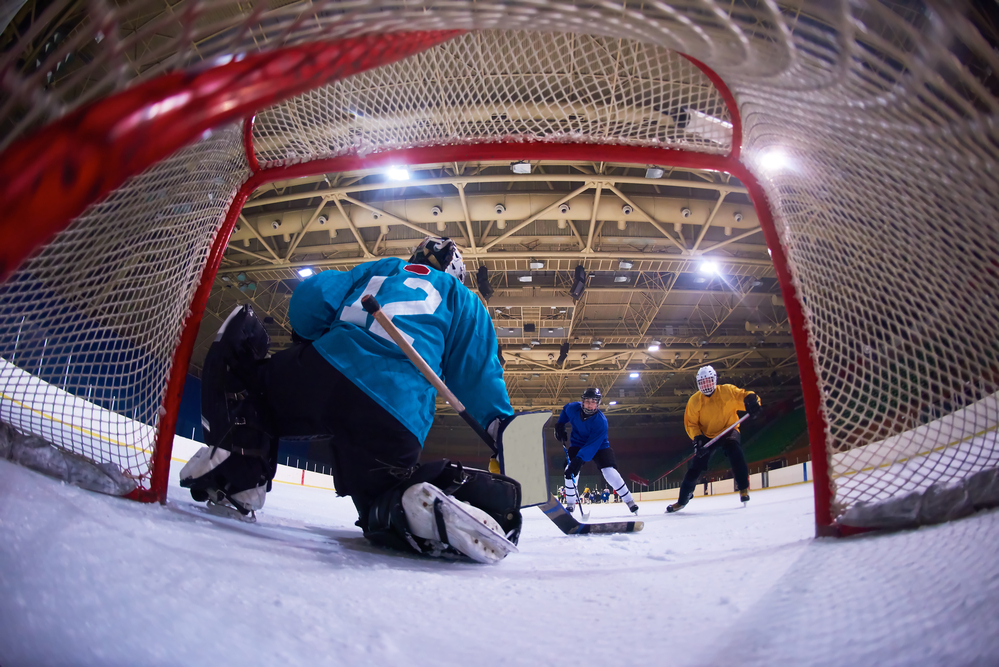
[360,295,642,536]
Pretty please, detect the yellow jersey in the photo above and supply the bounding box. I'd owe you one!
[684,384,759,439]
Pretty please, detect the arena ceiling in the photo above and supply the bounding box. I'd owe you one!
[197,158,801,421]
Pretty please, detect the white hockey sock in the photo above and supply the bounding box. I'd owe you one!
[564,476,579,506]
[601,467,635,506]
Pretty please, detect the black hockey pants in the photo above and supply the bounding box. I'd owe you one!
[677,434,749,504]
[263,342,421,529]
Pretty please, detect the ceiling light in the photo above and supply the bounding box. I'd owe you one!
[548,353,555,361]
[521,345,531,351]
[614,276,629,283]
[593,339,603,347]
[386,167,410,181]
[758,148,792,173]
[629,372,640,378]
[647,343,660,352]
[618,260,633,269]
[529,258,544,270]
[579,373,590,380]
[510,161,532,174]
[297,267,314,278]
[699,261,719,274]
[518,275,533,283]
[530,340,540,346]
[645,166,664,179]
[609,401,618,406]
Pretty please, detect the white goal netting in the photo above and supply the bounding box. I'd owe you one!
[0,1,996,529]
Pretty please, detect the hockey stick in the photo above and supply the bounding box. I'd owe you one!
[361,295,642,536]
[560,440,590,521]
[360,295,497,456]
[652,414,750,484]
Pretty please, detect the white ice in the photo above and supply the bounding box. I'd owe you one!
[2,450,997,666]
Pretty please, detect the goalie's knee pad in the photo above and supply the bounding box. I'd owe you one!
[362,459,522,562]
[180,446,271,514]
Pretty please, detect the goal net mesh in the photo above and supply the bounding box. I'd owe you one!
[0,1,996,528]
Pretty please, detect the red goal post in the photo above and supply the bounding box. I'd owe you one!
[1,2,997,537]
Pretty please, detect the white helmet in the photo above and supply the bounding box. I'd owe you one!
[409,236,467,283]
[696,365,717,395]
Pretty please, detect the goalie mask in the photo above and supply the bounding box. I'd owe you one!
[696,365,717,396]
[409,237,467,283]
[581,387,602,415]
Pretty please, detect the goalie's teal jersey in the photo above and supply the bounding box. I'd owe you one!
[288,257,513,444]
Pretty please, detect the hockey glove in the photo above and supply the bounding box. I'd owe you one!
[554,422,568,444]
[744,394,761,418]
[564,456,584,479]
[692,434,710,457]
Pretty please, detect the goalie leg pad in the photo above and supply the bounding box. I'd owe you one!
[362,459,523,561]
[402,483,518,564]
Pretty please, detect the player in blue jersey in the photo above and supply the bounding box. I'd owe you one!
[183,238,522,563]
[555,388,639,515]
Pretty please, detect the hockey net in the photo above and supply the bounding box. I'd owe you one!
[0,1,997,533]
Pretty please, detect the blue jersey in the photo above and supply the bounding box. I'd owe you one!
[288,257,513,443]
[557,402,610,461]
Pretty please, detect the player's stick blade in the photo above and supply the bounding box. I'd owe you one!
[579,519,643,534]
[539,496,644,535]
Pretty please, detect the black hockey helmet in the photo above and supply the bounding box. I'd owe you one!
[581,387,602,415]
[409,237,467,283]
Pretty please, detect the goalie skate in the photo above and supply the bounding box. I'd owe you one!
[204,498,257,523]
[402,482,518,564]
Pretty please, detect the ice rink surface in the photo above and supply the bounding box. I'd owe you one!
[1,454,997,666]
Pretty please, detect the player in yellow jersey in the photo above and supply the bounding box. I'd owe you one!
[666,365,761,513]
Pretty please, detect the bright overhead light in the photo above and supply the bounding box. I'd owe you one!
[386,167,410,181]
[645,166,664,179]
[614,276,629,283]
[618,260,633,269]
[609,401,618,405]
[518,275,533,283]
[529,258,545,269]
[521,345,531,351]
[699,261,719,274]
[647,344,660,352]
[758,148,792,173]
[629,372,640,378]
[510,161,532,174]
[297,267,314,278]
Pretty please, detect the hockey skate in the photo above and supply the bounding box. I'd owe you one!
[666,501,686,513]
[402,482,518,564]
[628,502,639,515]
[740,488,750,504]
[205,497,257,523]
[565,503,575,514]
